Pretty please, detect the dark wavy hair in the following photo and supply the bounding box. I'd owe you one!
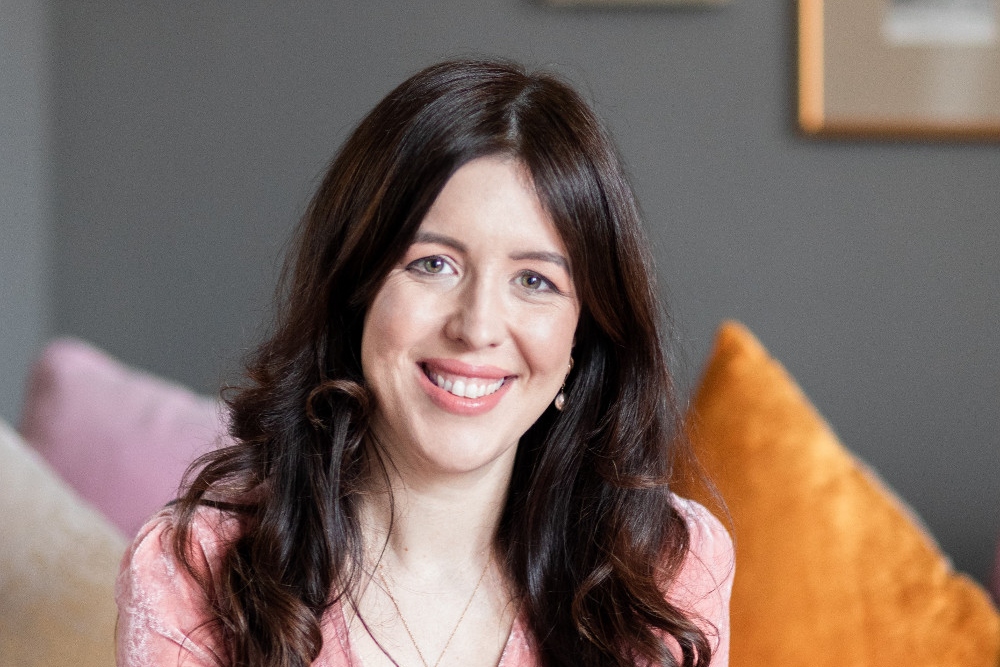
[173,58,712,667]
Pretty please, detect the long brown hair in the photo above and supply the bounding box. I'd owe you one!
[173,58,712,667]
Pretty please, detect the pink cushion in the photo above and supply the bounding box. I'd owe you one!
[18,338,228,537]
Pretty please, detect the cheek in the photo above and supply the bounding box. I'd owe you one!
[518,307,579,380]
[362,295,403,384]
[361,280,437,377]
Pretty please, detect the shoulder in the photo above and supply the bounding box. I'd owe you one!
[666,495,734,666]
[115,505,243,667]
[672,495,734,582]
[667,494,734,603]
[119,503,242,589]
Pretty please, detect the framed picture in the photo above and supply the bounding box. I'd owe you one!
[545,0,725,6]
[798,0,1000,138]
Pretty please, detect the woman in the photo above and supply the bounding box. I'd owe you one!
[116,58,733,667]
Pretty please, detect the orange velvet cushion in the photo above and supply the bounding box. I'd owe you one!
[678,322,1000,667]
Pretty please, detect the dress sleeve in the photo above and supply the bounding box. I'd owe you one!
[668,496,735,667]
[115,508,231,667]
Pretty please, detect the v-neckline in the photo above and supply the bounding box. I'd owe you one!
[327,597,526,667]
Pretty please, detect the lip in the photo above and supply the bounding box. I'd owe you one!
[417,359,515,416]
[421,358,512,380]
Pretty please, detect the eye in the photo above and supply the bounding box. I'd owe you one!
[515,271,556,292]
[406,255,454,275]
[420,257,446,274]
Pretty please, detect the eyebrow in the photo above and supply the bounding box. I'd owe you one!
[412,231,466,252]
[412,231,570,271]
[509,250,569,271]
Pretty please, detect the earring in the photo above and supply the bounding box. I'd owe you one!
[554,389,567,411]
[554,357,574,411]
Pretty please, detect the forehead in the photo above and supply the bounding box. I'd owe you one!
[417,156,568,259]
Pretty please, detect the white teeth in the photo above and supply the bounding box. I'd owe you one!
[430,372,505,399]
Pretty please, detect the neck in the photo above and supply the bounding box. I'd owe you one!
[345,443,520,667]
[357,444,515,583]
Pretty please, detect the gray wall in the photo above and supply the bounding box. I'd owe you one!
[1,0,51,424]
[47,2,999,582]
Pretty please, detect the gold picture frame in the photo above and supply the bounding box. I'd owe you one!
[798,0,1000,139]
[544,0,726,6]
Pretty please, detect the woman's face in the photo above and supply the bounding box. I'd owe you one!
[361,156,580,479]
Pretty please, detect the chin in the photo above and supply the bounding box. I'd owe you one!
[415,436,518,477]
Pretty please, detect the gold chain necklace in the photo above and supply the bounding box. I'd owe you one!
[377,558,491,667]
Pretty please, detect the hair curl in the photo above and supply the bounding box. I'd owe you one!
[173,58,713,667]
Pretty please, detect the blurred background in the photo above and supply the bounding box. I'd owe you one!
[2,0,998,583]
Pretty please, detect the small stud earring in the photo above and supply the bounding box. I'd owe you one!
[554,357,574,411]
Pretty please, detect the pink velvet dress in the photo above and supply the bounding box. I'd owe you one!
[115,497,733,667]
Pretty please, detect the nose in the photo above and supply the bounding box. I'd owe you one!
[444,275,505,349]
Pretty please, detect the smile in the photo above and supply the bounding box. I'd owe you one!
[417,360,514,415]
[425,369,505,399]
